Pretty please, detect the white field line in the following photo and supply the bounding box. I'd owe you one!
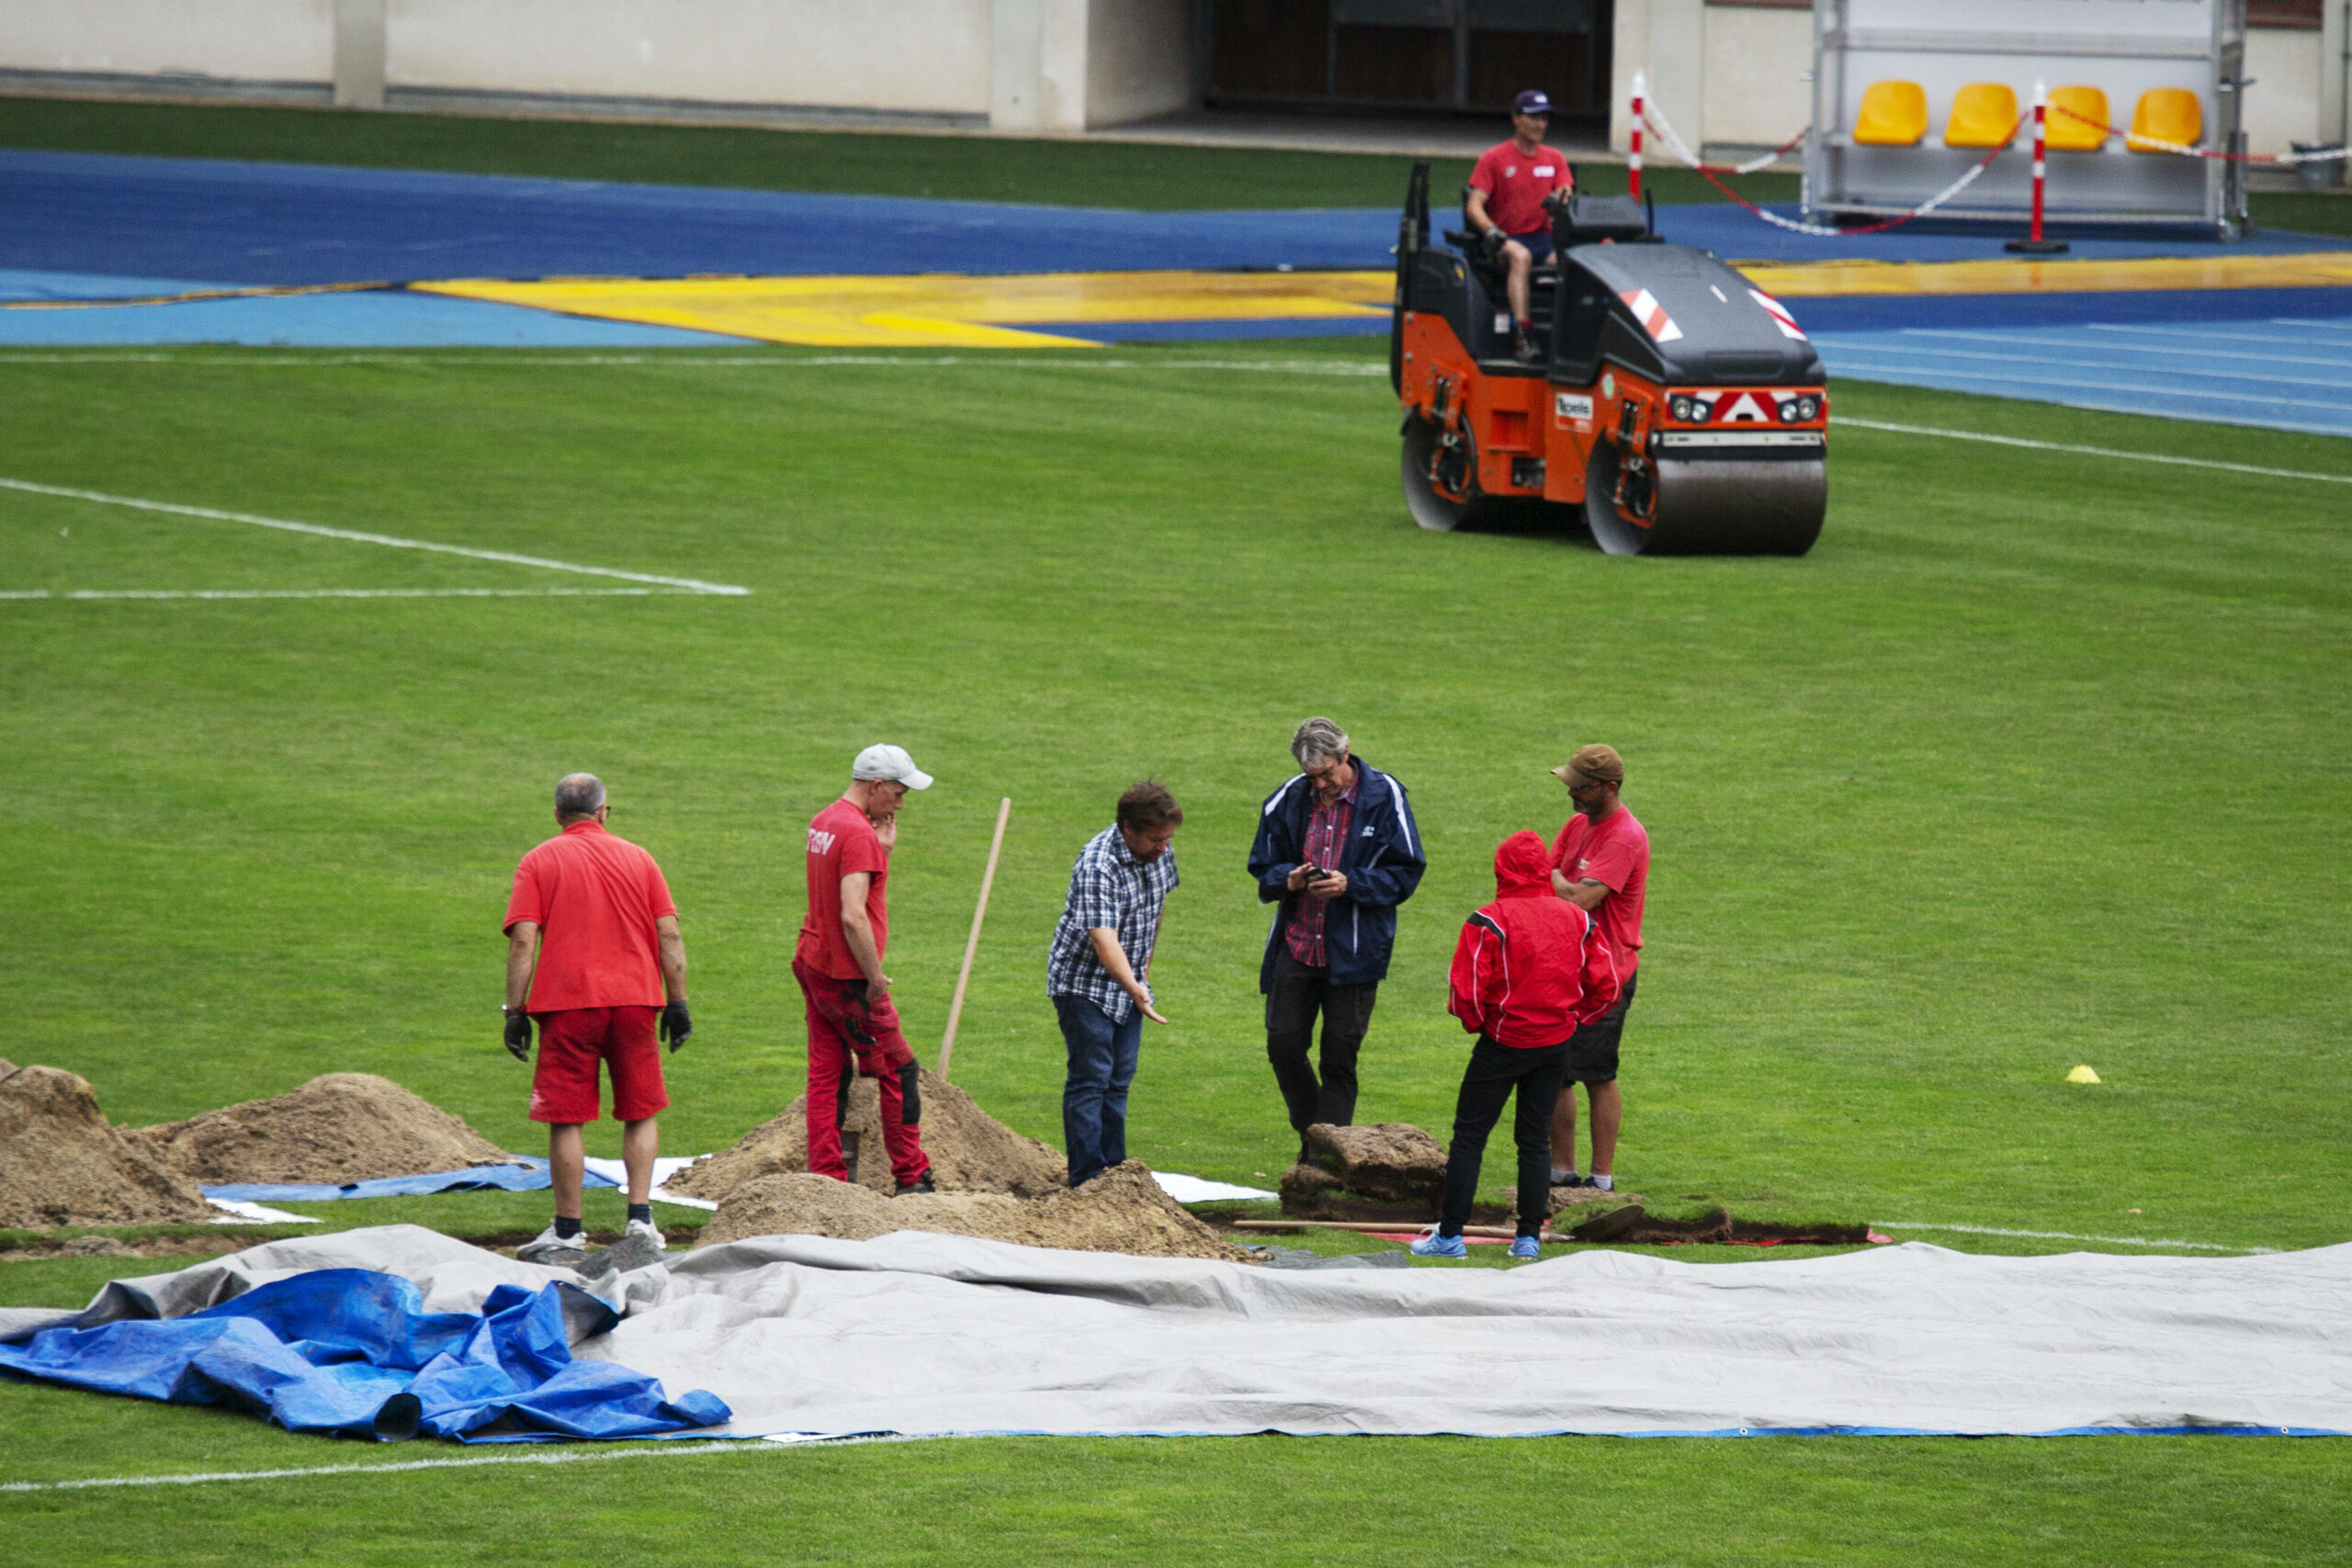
[1,587,699,602]
[1831,417,2352,486]
[1873,1221,2279,1254]
[0,477,751,595]
[0,1434,921,1495]
[0,352,1391,375]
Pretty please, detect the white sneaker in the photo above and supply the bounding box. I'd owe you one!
[627,1216,666,1252]
[517,1224,593,1267]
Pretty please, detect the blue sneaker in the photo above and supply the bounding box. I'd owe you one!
[1508,1235,1542,1260]
[1408,1231,1468,1258]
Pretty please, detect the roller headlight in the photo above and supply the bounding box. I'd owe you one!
[1778,394,1821,423]
[1670,394,1706,423]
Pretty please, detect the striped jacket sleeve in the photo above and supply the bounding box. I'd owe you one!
[1447,911,1508,1036]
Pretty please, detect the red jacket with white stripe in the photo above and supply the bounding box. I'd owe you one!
[1447,830,1622,1048]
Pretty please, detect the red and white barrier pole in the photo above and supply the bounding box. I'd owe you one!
[2006,79,2069,254]
[1629,70,1645,203]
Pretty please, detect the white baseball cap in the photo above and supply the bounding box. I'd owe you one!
[852,743,933,790]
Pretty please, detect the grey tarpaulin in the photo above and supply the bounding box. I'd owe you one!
[7,1226,2348,1438]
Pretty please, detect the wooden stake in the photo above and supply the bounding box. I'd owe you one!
[936,795,1010,1081]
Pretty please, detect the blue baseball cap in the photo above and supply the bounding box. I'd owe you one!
[1513,90,1554,116]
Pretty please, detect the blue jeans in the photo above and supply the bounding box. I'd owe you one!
[1056,994,1142,1188]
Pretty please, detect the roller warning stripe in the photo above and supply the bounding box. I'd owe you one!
[1619,288,1684,344]
[1747,288,1808,341]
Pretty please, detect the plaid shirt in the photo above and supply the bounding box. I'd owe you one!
[1283,773,1359,967]
[1046,825,1180,1023]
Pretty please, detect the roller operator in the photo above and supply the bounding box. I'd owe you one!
[1465,88,1575,363]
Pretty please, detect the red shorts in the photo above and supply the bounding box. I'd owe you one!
[528,1006,668,1124]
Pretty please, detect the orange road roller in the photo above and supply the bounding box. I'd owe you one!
[1389,164,1826,555]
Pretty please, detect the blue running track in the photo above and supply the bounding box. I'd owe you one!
[1813,314,2352,438]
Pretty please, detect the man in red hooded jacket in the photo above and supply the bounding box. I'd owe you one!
[1412,830,1621,1259]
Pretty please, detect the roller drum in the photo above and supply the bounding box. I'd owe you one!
[1584,443,1826,557]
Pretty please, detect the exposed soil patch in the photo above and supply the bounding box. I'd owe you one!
[1563,1204,1871,1247]
[130,1073,513,1185]
[0,1067,212,1228]
[698,1160,1258,1262]
[0,1233,249,1263]
[665,1069,1067,1205]
[1278,1121,1642,1224]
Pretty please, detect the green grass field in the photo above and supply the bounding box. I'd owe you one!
[3,102,2349,1564]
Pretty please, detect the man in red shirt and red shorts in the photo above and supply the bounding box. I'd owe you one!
[503,773,693,1269]
[796,744,935,1194]
[1467,88,1576,362]
[1547,743,1648,1193]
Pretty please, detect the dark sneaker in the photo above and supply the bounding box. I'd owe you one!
[894,1174,937,1196]
[1514,331,1544,363]
[1551,1172,1591,1189]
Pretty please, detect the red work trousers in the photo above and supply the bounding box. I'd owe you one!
[792,956,931,1187]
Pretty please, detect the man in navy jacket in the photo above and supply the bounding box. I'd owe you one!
[1247,717,1426,1156]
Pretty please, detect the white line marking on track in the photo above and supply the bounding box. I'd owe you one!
[1860,333,2352,392]
[0,477,751,595]
[0,587,699,602]
[1872,1221,2280,1254]
[0,1434,923,1494]
[1831,417,2352,485]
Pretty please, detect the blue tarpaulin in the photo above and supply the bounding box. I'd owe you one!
[201,1158,616,1204]
[0,1269,728,1442]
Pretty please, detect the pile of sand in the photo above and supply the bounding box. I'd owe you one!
[130,1072,513,1185]
[665,1068,1068,1205]
[0,1066,212,1227]
[697,1160,1256,1262]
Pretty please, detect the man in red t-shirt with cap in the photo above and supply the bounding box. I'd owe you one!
[503,773,693,1269]
[1466,88,1575,362]
[795,744,935,1194]
[1545,743,1647,1193]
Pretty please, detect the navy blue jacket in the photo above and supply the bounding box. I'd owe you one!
[1248,758,1426,991]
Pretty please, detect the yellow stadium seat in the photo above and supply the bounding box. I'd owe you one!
[2129,87,2202,152]
[1853,80,1928,147]
[1944,82,2019,148]
[2044,85,2109,152]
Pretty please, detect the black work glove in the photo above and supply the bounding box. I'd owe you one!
[503,1010,532,1062]
[1479,227,1508,263]
[660,998,693,1054]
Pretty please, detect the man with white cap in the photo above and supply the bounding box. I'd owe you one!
[794,743,936,1193]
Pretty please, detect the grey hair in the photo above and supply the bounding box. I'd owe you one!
[554,773,606,818]
[1291,717,1350,767]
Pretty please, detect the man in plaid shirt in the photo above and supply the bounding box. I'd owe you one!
[1046,780,1183,1188]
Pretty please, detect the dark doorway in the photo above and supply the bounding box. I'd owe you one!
[1202,0,1611,121]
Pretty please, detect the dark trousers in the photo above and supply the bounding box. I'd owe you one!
[1056,994,1143,1188]
[1439,1036,1572,1238]
[1264,947,1379,1139]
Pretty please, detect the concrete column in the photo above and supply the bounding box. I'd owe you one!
[992,0,1046,132]
[2324,0,2349,148]
[334,0,386,109]
[1646,0,1705,149]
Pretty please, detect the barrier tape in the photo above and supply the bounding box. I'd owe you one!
[1640,96,2019,237]
[2047,101,2352,164]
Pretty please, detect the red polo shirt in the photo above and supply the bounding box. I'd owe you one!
[796,797,890,981]
[1469,140,1574,237]
[504,820,677,1011]
[1551,806,1648,975]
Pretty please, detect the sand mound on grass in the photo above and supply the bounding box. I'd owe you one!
[664,1068,1067,1205]
[130,1072,513,1185]
[0,1066,212,1227]
[696,1160,1256,1262]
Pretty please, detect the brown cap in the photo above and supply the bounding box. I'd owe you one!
[1551,743,1624,785]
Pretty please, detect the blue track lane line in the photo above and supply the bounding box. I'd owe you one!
[1815,313,2352,437]
[0,288,750,347]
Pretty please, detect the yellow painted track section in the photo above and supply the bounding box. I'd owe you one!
[414,269,1396,347]
[1737,252,2352,298]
